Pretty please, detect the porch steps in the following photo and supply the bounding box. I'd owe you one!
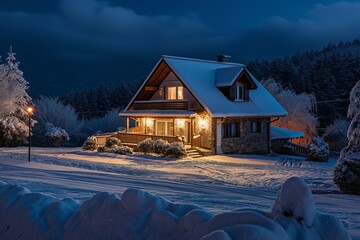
[185,147,203,158]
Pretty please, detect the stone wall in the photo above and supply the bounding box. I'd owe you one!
[220,118,269,154]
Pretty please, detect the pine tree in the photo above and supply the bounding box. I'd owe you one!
[0,48,35,147]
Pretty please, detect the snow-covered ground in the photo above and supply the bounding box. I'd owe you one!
[0,147,359,239]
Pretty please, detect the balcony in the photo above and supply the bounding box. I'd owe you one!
[132,100,188,110]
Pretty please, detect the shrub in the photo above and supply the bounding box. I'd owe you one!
[136,138,154,153]
[306,136,330,162]
[44,123,70,147]
[153,139,170,154]
[105,137,122,148]
[115,145,133,155]
[323,119,350,151]
[97,146,109,152]
[82,136,98,151]
[163,142,187,158]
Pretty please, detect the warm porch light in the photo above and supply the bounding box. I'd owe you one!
[146,118,154,127]
[199,118,209,130]
[176,119,185,128]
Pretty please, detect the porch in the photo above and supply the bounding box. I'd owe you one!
[118,110,213,150]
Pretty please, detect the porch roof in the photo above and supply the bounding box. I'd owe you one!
[119,110,197,118]
[270,126,304,140]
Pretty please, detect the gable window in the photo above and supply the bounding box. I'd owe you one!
[222,122,240,138]
[251,121,261,133]
[166,86,183,100]
[235,86,244,101]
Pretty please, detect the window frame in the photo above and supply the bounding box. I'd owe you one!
[222,122,241,138]
[166,85,184,100]
[235,85,244,101]
[251,121,261,133]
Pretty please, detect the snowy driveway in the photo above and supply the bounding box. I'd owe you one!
[0,147,359,239]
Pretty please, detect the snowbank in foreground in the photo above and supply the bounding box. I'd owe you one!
[0,177,350,240]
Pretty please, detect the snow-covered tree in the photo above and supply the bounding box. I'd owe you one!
[44,123,70,147]
[262,78,318,144]
[0,49,35,147]
[334,80,360,195]
[34,96,82,136]
[323,119,350,151]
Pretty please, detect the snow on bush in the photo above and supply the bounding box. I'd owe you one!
[97,146,109,153]
[82,136,98,151]
[306,136,330,162]
[0,177,351,240]
[163,142,187,158]
[114,145,133,155]
[334,80,360,195]
[44,123,70,147]
[323,119,350,151]
[105,137,121,148]
[136,138,154,153]
[153,139,170,154]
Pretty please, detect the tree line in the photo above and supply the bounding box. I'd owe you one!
[247,39,360,127]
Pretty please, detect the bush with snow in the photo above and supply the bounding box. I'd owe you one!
[334,80,360,195]
[136,138,154,153]
[153,139,170,154]
[82,136,98,151]
[306,136,330,162]
[105,137,121,148]
[163,142,187,158]
[114,145,133,155]
[323,119,350,151]
[0,177,351,240]
[97,146,109,153]
[44,123,70,147]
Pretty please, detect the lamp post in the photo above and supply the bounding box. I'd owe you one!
[26,106,34,162]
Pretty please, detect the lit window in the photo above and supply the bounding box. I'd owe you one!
[251,121,261,133]
[177,86,183,99]
[167,86,184,100]
[167,87,177,100]
[235,86,244,101]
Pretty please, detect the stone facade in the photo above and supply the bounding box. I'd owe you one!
[220,118,269,154]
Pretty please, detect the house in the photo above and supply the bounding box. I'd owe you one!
[118,55,288,155]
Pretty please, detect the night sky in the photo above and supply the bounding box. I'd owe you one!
[1,0,360,96]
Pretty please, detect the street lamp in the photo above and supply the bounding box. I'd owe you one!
[26,105,34,162]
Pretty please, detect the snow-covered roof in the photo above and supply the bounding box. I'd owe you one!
[162,56,288,118]
[119,110,197,118]
[270,126,304,140]
[215,66,245,87]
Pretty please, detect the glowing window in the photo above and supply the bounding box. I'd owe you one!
[167,86,183,100]
[177,86,183,99]
[167,87,177,100]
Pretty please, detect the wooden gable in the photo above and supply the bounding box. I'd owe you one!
[135,60,172,101]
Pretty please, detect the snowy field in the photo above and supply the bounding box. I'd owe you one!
[0,147,359,239]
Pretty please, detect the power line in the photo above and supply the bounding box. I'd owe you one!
[316,98,350,104]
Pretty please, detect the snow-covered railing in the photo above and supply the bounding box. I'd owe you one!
[284,141,308,156]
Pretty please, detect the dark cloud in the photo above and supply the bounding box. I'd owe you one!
[0,0,359,96]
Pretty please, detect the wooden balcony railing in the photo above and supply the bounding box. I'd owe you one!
[132,100,188,110]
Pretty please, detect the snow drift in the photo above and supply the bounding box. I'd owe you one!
[0,177,350,240]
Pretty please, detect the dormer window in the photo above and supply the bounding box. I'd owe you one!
[167,86,183,100]
[235,85,244,101]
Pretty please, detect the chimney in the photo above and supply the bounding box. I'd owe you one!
[216,55,231,62]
